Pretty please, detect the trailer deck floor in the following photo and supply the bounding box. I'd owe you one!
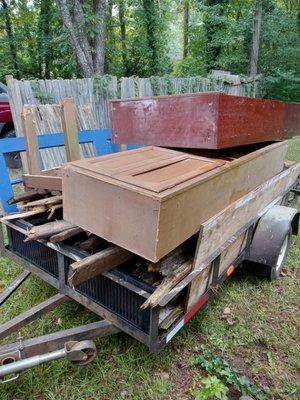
[0,137,299,400]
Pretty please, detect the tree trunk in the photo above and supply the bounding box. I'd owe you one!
[93,0,107,75]
[56,0,107,77]
[56,0,93,77]
[142,0,159,75]
[38,0,51,78]
[119,0,128,74]
[1,0,20,78]
[249,0,262,76]
[183,0,189,58]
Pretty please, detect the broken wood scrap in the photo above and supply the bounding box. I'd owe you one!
[148,238,196,276]
[25,220,78,241]
[49,227,84,243]
[23,195,62,209]
[1,207,46,221]
[69,245,134,287]
[141,260,193,309]
[79,236,105,251]
[7,190,47,205]
[47,204,63,220]
[159,306,183,330]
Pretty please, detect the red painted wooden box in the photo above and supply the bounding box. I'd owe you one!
[110,92,300,149]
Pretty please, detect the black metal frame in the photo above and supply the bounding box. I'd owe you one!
[0,218,255,353]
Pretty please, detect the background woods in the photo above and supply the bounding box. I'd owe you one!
[0,0,299,101]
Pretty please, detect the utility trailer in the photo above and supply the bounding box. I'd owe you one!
[0,161,299,382]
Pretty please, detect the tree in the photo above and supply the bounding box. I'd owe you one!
[1,0,20,78]
[249,0,262,75]
[56,0,107,77]
[203,0,229,71]
[142,0,159,75]
[183,0,190,58]
[37,0,52,78]
[118,0,129,74]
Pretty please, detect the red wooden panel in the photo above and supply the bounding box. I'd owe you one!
[110,92,300,149]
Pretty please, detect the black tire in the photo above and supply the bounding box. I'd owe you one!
[2,129,22,169]
[250,230,292,281]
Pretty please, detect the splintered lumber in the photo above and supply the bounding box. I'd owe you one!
[160,306,183,330]
[154,238,196,276]
[1,207,46,221]
[79,236,105,251]
[23,195,62,209]
[7,190,45,205]
[69,245,134,287]
[47,204,63,220]
[25,220,77,241]
[50,227,84,243]
[141,260,193,309]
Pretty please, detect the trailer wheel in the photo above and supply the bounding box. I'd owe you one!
[251,230,292,280]
[244,205,299,281]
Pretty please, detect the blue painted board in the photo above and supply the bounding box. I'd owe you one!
[0,128,119,213]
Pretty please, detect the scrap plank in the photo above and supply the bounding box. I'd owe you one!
[21,106,41,175]
[25,220,78,241]
[60,98,81,162]
[69,245,134,287]
[194,162,300,272]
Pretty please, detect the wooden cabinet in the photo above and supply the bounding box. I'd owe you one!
[110,92,300,149]
[63,142,287,262]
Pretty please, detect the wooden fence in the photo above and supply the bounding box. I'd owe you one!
[6,71,261,170]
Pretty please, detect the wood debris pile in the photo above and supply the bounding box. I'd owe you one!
[2,189,195,317]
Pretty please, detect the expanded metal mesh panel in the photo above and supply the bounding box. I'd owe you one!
[8,227,59,278]
[7,227,151,334]
[64,259,151,333]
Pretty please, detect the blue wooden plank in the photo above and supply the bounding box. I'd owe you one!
[0,128,117,213]
[0,129,116,154]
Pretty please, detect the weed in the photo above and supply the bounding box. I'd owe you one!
[190,345,270,400]
[193,375,228,400]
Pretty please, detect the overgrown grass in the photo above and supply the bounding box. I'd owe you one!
[0,138,299,400]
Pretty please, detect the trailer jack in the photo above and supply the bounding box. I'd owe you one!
[0,340,96,383]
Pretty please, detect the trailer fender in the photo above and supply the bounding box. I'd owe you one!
[246,205,299,278]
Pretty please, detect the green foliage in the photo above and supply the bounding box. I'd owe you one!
[194,375,228,400]
[191,345,270,400]
[0,0,299,101]
[93,74,117,97]
[173,55,206,77]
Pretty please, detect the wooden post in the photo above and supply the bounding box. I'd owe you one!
[21,106,41,175]
[60,98,81,162]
